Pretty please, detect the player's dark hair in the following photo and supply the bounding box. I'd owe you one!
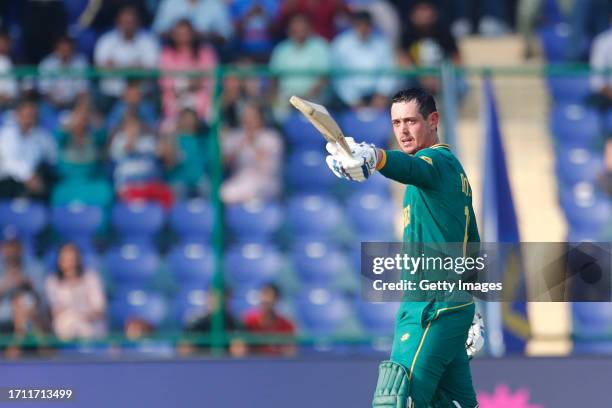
[391,88,437,119]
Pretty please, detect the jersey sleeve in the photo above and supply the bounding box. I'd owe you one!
[377,148,441,189]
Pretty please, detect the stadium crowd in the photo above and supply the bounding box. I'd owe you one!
[0,0,608,358]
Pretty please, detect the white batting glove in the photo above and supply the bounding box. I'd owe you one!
[325,138,378,182]
[466,311,485,359]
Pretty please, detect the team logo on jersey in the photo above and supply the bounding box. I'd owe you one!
[419,156,433,165]
[403,205,410,228]
[401,333,410,342]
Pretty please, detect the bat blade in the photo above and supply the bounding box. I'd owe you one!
[289,96,353,159]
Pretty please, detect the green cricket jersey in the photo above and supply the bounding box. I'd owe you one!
[377,143,480,322]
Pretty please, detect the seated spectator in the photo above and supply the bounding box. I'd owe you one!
[231,0,279,61]
[94,6,159,103]
[0,99,57,201]
[269,14,331,120]
[119,316,175,357]
[568,0,611,61]
[0,30,17,110]
[159,19,217,124]
[45,243,107,341]
[38,36,89,112]
[19,0,68,64]
[589,12,612,108]
[0,282,51,359]
[160,108,208,198]
[220,103,283,204]
[178,287,246,357]
[56,101,106,180]
[0,239,35,326]
[110,114,174,208]
[153,0,234,45]
[347,0,401,46]
[221,56,266,128]
[330,10,396,109]
[106,80,158,134]
[398,2,463,95]
[599,138,612,196]
[85,0,153,32]
[243,283,296,356]
[276,0,350,41]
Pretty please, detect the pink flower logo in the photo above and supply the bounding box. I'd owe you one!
[477,384,543,408]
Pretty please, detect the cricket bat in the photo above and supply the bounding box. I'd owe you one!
[289,96,354,159]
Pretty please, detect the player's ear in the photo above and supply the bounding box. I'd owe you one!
[428,111,440,129]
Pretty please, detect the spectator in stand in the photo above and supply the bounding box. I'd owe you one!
[0,239,36,327]
[82,0,153,32]
[231,0,279,61]
[0,282,50,359]
[589,11,612,108]
[38,36,89,114]
[94,6,159,103]
[106,80,158,134]
[19,0,68,64]
[275,0,350,41]
[568,0,611,61]
[347,0,402,46]
[516,0,573,59]
[330,10,396,109]
[153,0,234,45]
[0,99,57,201]
[221,56,266,128]
[110,114,174,208]
[45,243,107,341]
[159,19,218,124]
[56,100,106,181]
[269,13,331,120]
[220,103,283,204]
[398,2,464,96]
[243,283,296,356]
[178,286,246,357]
[0,30,17,110]
[160,108,208,198]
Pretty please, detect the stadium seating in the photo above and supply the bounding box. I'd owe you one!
[296,288,351,335]
[555,148,604,186]
[286,150,338,192]
[559,188,610,235]
[105,244,160,286]
[547,76,591,104]
[110,289,169,329]
[225,200,284,242]
[549,103,602,147]
[174,287,208,327]
[224,243,283,289]
[291,240,351,284]
[170,199,213,244]
[111,202,165,246]
[356,300,399,336]
[0,199,47,250]
[338,108,392,148]
[539,23,572,62]
[346,191,396,237]
[51,204,103,250]
[282,111,327,151]
[286,194,343,238]
[166,243,215,287]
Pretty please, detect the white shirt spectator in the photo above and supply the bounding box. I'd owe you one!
[94,29,159,97]
[330,29,396,106]
[153,0,233,39]
[590,27,612,93]
[0,123,57,182]
[0,56,17,100]
[38,53,89,106]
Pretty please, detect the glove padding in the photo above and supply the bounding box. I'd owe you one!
[466,311,485,359]
[325,137,378,182]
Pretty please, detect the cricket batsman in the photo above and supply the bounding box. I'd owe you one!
[325,88,482,407]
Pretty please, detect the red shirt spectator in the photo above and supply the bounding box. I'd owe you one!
[243,284,296,355]
[276,0,350,41]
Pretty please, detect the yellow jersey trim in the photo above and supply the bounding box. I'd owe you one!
[376,149,387,170]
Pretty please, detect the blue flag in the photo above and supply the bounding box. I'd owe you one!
[481,78,530,354]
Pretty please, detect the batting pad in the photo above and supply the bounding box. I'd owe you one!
[372,360,411,408]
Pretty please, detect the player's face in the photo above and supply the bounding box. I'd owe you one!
[390,101,439,154]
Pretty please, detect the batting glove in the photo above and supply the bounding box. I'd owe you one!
[466,311,485,359]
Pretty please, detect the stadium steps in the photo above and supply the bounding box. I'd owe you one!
[457,35,571,356]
